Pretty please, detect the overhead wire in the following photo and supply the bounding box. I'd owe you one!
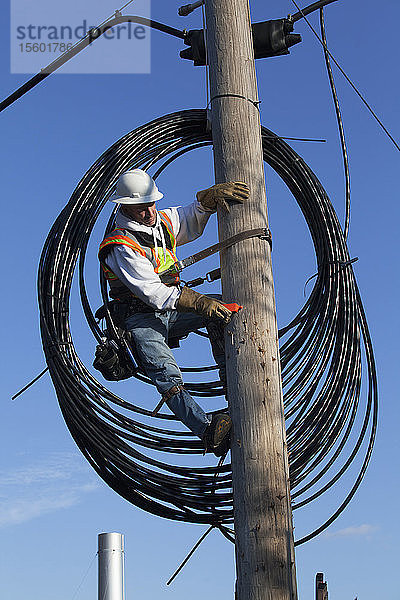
[290,0,400,152]
[71,552,97,600]
[319,7,351,240]
[38,109,378,543]
[0,15,185,114]
[290,0,339,23]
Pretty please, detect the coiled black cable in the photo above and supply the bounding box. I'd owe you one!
[38,109,377,542]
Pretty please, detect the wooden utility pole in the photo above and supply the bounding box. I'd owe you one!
[203,1,297,599]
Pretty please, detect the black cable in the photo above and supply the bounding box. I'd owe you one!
[166,525,215,585]
[319,7,351,240]
[290,0,400,152]
[290,0,339,23]
[11,366,49,400]
[38,109,378,542]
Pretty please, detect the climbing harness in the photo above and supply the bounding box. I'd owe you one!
[185,267,221,288]
[94,225,271,382]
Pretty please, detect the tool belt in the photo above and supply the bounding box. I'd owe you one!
[94,298,153,324]
[123,297,156,314]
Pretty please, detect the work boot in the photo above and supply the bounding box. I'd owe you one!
[203,413,232,456]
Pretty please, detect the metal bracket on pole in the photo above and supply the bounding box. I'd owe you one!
[206,108,212,133]
[178,1,205,16]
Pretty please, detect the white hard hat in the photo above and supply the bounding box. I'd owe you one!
[109,169,163,204]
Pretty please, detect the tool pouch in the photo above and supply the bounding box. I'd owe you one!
[93,299,181,381]
[93,339,136,381]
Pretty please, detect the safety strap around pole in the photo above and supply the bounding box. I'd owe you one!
[164,227,272,276]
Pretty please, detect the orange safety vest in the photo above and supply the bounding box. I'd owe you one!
[98,211,180,301]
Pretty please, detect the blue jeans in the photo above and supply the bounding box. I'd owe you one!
[125,309,225,437]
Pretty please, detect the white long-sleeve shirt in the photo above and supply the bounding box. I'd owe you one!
[105,200,214,311]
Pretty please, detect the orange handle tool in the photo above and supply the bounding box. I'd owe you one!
[222,302,243,312]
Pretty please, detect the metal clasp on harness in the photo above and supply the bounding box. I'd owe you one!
[259,228,272,249]
[173,260,185,273]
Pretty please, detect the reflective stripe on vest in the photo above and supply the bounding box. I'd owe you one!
[99,234,147,259]
[98,212,180,292]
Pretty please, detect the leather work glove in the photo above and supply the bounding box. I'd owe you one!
[197,182,250,212]
[176,286,233,324]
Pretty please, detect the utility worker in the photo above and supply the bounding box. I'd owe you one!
[99,169,249,455]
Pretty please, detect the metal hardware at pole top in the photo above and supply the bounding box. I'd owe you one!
[178,1,205,16]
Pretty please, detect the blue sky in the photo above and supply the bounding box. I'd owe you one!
[1,0,399,599]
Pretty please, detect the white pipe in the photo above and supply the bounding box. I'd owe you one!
[98,533,125,600]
